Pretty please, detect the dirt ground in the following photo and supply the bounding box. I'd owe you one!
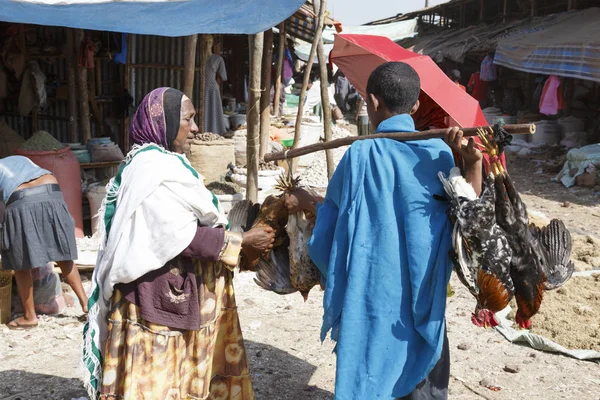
[1,153,600,400]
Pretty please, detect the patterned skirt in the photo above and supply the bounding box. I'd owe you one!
[100,261,254,400]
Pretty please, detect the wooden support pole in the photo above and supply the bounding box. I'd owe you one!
[183,34,198,99]
[479,0,484,21]
[259,29,274,159]
[443,7,448,27]
[246,33,264,203]
[567,0,574,10]
[291,0,326,173]
[75,29,91,144]
[198,35,207,133]
[273,22,286,118]
[460,3,466,28]
[503,0,508,23]
[314,0,334,180]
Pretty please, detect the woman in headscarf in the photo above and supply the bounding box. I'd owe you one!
[82,87,273,400]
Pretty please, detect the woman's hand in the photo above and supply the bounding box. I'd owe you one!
[242,226,275,253]
[444,126,483,166]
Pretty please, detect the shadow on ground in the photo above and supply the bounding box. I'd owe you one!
[247,340,333,400]
[0,370,86,400]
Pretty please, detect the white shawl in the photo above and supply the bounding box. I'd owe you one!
[82,144,228,399]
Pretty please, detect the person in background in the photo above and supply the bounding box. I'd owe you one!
[82,87,274,400]
[203,35,228,135]
[467,71,488,108]
[284,62,483,399]
[0,155,88,329]
[450,69,466,91]
[334,70,351,113]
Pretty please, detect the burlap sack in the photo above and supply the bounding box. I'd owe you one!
[188,139,235,183]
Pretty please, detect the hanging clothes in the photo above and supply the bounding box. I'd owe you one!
[480,55,497,81]
[539,75,566,116]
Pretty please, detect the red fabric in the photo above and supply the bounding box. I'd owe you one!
[468,72,488,101]
[330,34,506,172]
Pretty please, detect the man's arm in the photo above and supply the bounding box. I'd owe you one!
[445,127,484,196]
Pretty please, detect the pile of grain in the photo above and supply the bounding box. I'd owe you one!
[19,131,65,151]
[206,181,241,195]
[509,275,600,351]
[194,133,225,141]
[299,125,352,188]
[571,235,600,271]
[242,161,280,171]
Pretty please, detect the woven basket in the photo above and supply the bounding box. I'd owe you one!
[0,270,12,324]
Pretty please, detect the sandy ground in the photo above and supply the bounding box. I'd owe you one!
[1,154,599,400]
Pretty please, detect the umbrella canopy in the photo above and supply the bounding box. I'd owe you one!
[330,34,488,128]
[330,33,505,170]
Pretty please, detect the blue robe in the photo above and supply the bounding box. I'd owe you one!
[308,114,455,399]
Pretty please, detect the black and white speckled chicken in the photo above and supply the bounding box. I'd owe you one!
[483,127,574,329]
[439,167,514,328]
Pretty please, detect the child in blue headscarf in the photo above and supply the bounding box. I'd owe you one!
[285,62,483,400]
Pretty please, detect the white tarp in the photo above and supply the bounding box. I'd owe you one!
[294,19,418,62]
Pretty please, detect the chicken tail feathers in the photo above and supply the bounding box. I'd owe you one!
[530,219,575,290]
[253,246,298,295]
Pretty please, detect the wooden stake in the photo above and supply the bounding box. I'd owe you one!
[75,29,91,144]
[183,34,198,99]
[246,33,264,203]
[313,0,334,180]
[291,0,326,173]
[264,124,537,162]
[259,29,274,159]
[198,35,207,133]
[65,30,79,143]
[273,22,286,118]
[479,0,484,21]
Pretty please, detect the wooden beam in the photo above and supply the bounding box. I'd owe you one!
[291,0,326,173]
[259,29,274,159]
[273,22,286,118]
[246,33,263,203]
[65,29,79,143]
[75,29,91,144]
[198,35,208,133]
[314,0,334,180]
[503,0,508,22]
[460,3,466,28]
[182,35,198,99]
[530,0,536,16]
[479,0,484,21]
[123,33,132,152]
[568,0,574,10]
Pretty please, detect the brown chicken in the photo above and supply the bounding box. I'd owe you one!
[228,175,322,301]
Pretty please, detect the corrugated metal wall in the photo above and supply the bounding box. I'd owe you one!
[129,34,203,107]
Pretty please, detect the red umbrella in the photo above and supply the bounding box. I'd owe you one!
[330,33,505,170]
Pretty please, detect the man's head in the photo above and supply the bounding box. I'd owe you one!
[450,69,461,83]
[366,62,421,129]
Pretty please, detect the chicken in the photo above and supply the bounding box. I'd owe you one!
[228,174,321,301]
[483,127,574,329]
[439,168,514,328]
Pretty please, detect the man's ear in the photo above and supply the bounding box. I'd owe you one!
[368,93,379,112]
[410,99,420,115]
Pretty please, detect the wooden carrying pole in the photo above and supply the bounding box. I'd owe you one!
[290,0,327,173]
[273,22,286,118]
[65,29,79,143]
[246,33,264,203]
[75,29,91,144]
[264,124,536,162]
[313,0,334,180]
[259,29,274,159]
[182,34,198,99]
[198,35,208,133]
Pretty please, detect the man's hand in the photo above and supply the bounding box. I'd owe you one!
[242,226,275,253]
[444,126,483,166]
[283,188,318,215]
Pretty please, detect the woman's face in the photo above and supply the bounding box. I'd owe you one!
[172,96,198,154]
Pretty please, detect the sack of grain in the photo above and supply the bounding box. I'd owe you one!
[90,143,124,162]
[0,119,25,158]
[188,138,235,183]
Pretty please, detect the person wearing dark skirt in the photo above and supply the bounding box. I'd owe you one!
[0,155,88,329]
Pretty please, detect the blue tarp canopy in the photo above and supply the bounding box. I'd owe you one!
[0,0,305,36]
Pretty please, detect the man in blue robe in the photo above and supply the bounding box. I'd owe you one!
[285,62,483,399]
